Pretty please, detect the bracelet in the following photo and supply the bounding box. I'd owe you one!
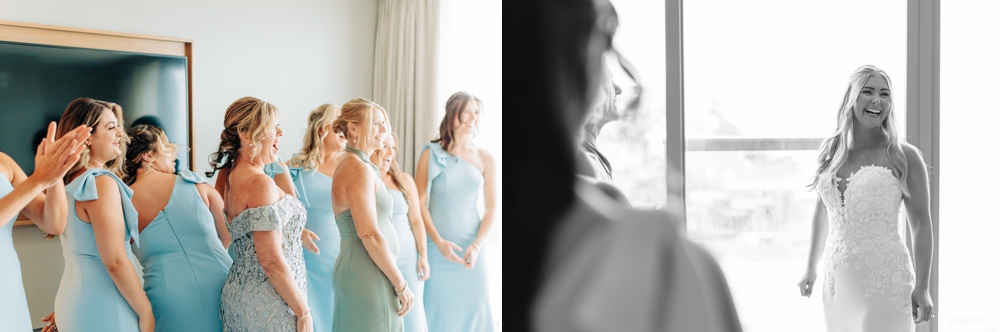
[296,309,311,319]
[471,242,482,251]
[395,281,409,295]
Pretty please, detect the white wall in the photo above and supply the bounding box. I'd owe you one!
[1,0,377,328]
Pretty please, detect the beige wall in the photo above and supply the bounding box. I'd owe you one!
[1,0,377,328]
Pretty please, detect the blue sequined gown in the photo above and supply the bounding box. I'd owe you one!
[0,178,32,331]
[389,189,428,332]
[288,164,340,332]
[332,147,403,331]
[220,194,308,332]
[421,142,495,332]
[131,170,232,332]
[54,169,142,332]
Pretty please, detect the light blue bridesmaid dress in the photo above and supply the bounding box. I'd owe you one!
[421,142,495,332]
[131,170,233,332]
[227,160,287,262]
[0,179,32,331]
[389,189,428,332]
[54,168,141,332]
[288,163,340,332]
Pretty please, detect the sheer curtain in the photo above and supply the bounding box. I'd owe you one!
[437,0,502,329]
[372,0,440,174]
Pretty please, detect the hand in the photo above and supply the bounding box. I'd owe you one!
[798,269,817,298]
[417,256,430,281]
[40,312,57,332]
[394,282,415,317]
[912,287,934,324]
[301,228,320,254]
[32,123,90,188]
[462,242,482,269]
[139,312,155,332]
[296,311,314,332]
[435,238,464,264]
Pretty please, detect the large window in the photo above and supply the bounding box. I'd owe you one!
[939,1,1000,330]
[683,1,906,331]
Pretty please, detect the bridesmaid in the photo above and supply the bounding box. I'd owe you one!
[54,98,154,332]
[331,98,414,331]
[286,103,346,332]
[209,97,311,332]
[0,122,89,331]
[374,132,430,332]
[124,124,233,332]
[417,92,498,332]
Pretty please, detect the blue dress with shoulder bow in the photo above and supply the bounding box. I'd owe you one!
[131,170,232,332]
[54,169,142,332]
[288,161,340,332]
[421,142,495,332]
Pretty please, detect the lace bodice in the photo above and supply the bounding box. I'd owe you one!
[817,165,915,316]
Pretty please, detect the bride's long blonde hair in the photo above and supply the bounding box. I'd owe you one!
[808,65,911,197]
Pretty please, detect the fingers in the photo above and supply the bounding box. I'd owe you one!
[418,264,430,281]
[47,121,57,142]
[450,242,464,252]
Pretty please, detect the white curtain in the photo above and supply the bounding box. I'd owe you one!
[373,0,440,174]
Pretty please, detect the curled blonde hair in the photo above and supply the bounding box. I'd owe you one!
[330,98,390,152]
[56,98,130,183]
[808,65,910,197]
[206,96,280,177]
[288,104,341,171]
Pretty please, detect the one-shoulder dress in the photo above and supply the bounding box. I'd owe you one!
[54,169,142,331]
[421,142,495,332]
[131,170,233,332]
[288,162,340,332]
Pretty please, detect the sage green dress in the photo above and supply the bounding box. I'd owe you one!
[332,146,403,331]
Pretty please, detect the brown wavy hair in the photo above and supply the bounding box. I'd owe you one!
[432,92,483,152]
[56,98,130,183]
[206,96,280,178]
[123,124,179,185]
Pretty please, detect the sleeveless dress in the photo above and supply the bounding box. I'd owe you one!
[131,170,233,332]
[220,194,308,332]
[817,165,915,332]
[332,146,403,331]
[389,189,429,332]
[226,160,288,261]
[288,163,341,332]
[54,168,142,332]
[0,179,32,331]
[421,142,495,332]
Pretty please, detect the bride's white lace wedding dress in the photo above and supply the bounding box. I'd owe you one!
[817,165,915,332]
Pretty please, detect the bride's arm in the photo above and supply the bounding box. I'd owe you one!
[798,195,828,297]
[902,143,934,322]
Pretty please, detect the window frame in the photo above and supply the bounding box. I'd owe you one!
[664,0,940,330]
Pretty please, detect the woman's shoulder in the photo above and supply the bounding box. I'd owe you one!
[0,151,14,182]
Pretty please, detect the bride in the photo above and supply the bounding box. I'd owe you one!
[798,65,934,331]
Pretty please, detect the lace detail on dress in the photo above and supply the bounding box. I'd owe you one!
[818,165,915,317]
[221,195,308,331]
